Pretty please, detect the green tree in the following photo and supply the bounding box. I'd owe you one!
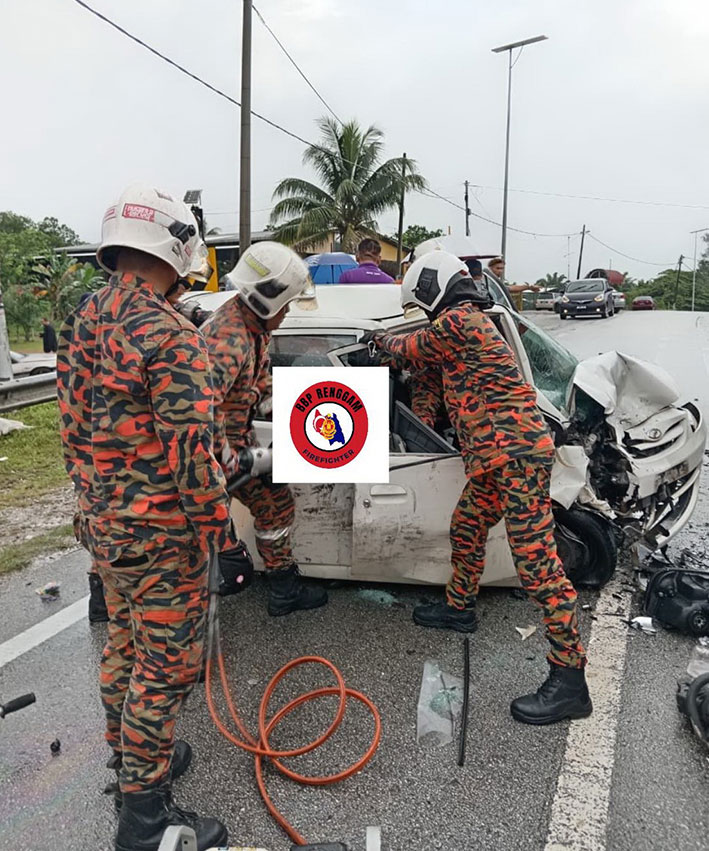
[37,216,81,247]
[536,272,567,289]
[3,284,44,341]
[270,117,426,251]
[33,253,104,322]
[396,224,443,250]
[0,211,82,287]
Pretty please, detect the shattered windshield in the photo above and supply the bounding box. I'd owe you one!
[513,314,578,413]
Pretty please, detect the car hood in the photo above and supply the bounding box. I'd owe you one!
[564,291,604,301]
[568,351,679,430]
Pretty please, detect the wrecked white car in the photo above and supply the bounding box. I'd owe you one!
[183,285,706,590]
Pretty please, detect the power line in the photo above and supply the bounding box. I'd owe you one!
[421,188,577,238]
[70,0,325,151]
[586,234,675,267]
[470,182,709,211]
[252,5,342,124]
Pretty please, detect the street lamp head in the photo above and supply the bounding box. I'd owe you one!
[492,34,548,53]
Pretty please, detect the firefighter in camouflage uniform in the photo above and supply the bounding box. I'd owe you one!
[364,250,592,726]
[57,185,234,851]
[202,241,328,616]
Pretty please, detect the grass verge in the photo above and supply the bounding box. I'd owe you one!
[9,338,43,354]
[0,523,76,575]
[0,401,67,509]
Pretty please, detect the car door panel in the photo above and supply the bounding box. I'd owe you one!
[350,455,517,587]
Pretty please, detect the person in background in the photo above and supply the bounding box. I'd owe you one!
[487,256,539,307]
[40,317,57,352]
[338,238,394,284]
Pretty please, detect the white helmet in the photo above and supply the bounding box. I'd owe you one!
[402,250,494,316]
[225,241,314,320]
[97,184,201,278]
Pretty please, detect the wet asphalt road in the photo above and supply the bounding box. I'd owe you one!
[1,310,708,851]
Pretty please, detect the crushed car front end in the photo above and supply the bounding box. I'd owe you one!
[566,353,706,553]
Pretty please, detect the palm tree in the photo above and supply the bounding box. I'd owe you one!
[269,117,426,252]
[536,272,567,289]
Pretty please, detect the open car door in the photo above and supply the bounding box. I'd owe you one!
[327,343,518,587]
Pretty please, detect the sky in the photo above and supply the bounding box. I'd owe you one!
[2,0,709,283]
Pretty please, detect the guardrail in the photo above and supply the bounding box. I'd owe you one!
[0,372,57,414]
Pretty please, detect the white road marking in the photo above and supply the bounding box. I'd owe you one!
[0,595,88,668]
[366,826,381,851]
[543,573,633,851]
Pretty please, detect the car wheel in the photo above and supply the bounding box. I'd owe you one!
[553,507,617,589]
[29,367,53,376]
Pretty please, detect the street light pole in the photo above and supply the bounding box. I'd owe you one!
[492,34,548,278]
[690,227,709,312]
[239,0,253,256]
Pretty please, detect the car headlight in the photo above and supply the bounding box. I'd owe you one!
[594,294,604,302]
[561,295,569,303]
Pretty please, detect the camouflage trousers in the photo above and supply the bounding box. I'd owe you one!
[233,476,295,570]
[447,456,586,669]
[96,542,208,792]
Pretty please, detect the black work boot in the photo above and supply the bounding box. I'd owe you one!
[88,573,109,624]
[265,563,328,616]
[412,600,478,633]
[109,741,193,810]
[510,663,593,725]
[115,785,227,851]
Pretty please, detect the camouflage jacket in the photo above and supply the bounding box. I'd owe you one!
[201,295,271,473]
[57,273,234,561]
[378,304,554,477]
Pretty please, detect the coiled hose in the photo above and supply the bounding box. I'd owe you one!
[204,591,382,846]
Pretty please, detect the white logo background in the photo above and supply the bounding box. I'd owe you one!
[272,366,390,484]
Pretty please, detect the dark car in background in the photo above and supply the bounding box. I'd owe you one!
[559,278,615,320]
[632,295,656,311]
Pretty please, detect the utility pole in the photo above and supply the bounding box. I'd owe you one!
[566,235,571,280]
[690,227,709,312]
[0,268,13,382]
[673,254,684,310]
[239,0,253,256]
[396,153,407,275]
[576,225,587,279]
[464,180,471,237]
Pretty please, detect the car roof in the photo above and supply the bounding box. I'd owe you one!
[182,286,508,331]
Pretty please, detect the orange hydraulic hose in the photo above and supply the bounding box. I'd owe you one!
[205,618,382,846]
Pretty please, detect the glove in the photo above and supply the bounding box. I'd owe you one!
[237,446,273,478]
[217,541,254,596]
[359,330,386,348]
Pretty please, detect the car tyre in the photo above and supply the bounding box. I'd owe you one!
[554,507,617,589]
[29,367,53,376]
[560,313,568,320]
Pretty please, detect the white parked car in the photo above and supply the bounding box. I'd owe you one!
[10,350,56,377]
[183,286,706,590]
[612,291,626,311]
[535,290,562,311]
